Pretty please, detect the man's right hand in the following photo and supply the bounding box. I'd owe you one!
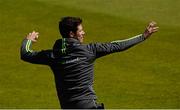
[26,31,39,42]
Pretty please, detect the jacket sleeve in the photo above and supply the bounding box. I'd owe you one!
[89,34,146,58]
[20,39,53,65]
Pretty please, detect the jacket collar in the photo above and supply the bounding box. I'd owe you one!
[65,38,81,45]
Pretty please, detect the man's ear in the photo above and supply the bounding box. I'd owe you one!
[69,31,75,38]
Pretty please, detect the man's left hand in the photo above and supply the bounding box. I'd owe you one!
[143,21,159,39]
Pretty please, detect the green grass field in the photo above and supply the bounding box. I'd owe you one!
[0,0,180,109]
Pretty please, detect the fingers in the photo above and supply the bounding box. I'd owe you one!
[32,31,39,40]
[147,21,159,33]
[28,31,39,36]
[150,21,157,27]
[143,21,159,38]
[147,21,157,29]
[26,31,39,42]
[152,27,159,32]
[31,31,39,37]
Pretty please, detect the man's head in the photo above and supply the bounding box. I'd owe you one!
[59,17,85,43]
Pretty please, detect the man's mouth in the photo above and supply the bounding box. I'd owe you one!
[80,36,84,39]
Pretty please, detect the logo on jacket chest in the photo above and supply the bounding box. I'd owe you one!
[61,57,87,64]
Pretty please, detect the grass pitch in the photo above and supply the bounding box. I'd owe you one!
[0,0,180,108]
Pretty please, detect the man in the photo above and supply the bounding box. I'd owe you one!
[20,17,158,109]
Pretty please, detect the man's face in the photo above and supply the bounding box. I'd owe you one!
[73,24,85,43]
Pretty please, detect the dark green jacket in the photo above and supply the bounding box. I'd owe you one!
[21,34,145,104]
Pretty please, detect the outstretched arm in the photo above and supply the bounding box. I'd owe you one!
[90,21,159,58]
[20,31,53,65]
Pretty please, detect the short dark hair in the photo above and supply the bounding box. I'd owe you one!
[59,17,82,38]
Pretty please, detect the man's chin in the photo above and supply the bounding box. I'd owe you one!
[79,37,84,43]
[80,39,83,43]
